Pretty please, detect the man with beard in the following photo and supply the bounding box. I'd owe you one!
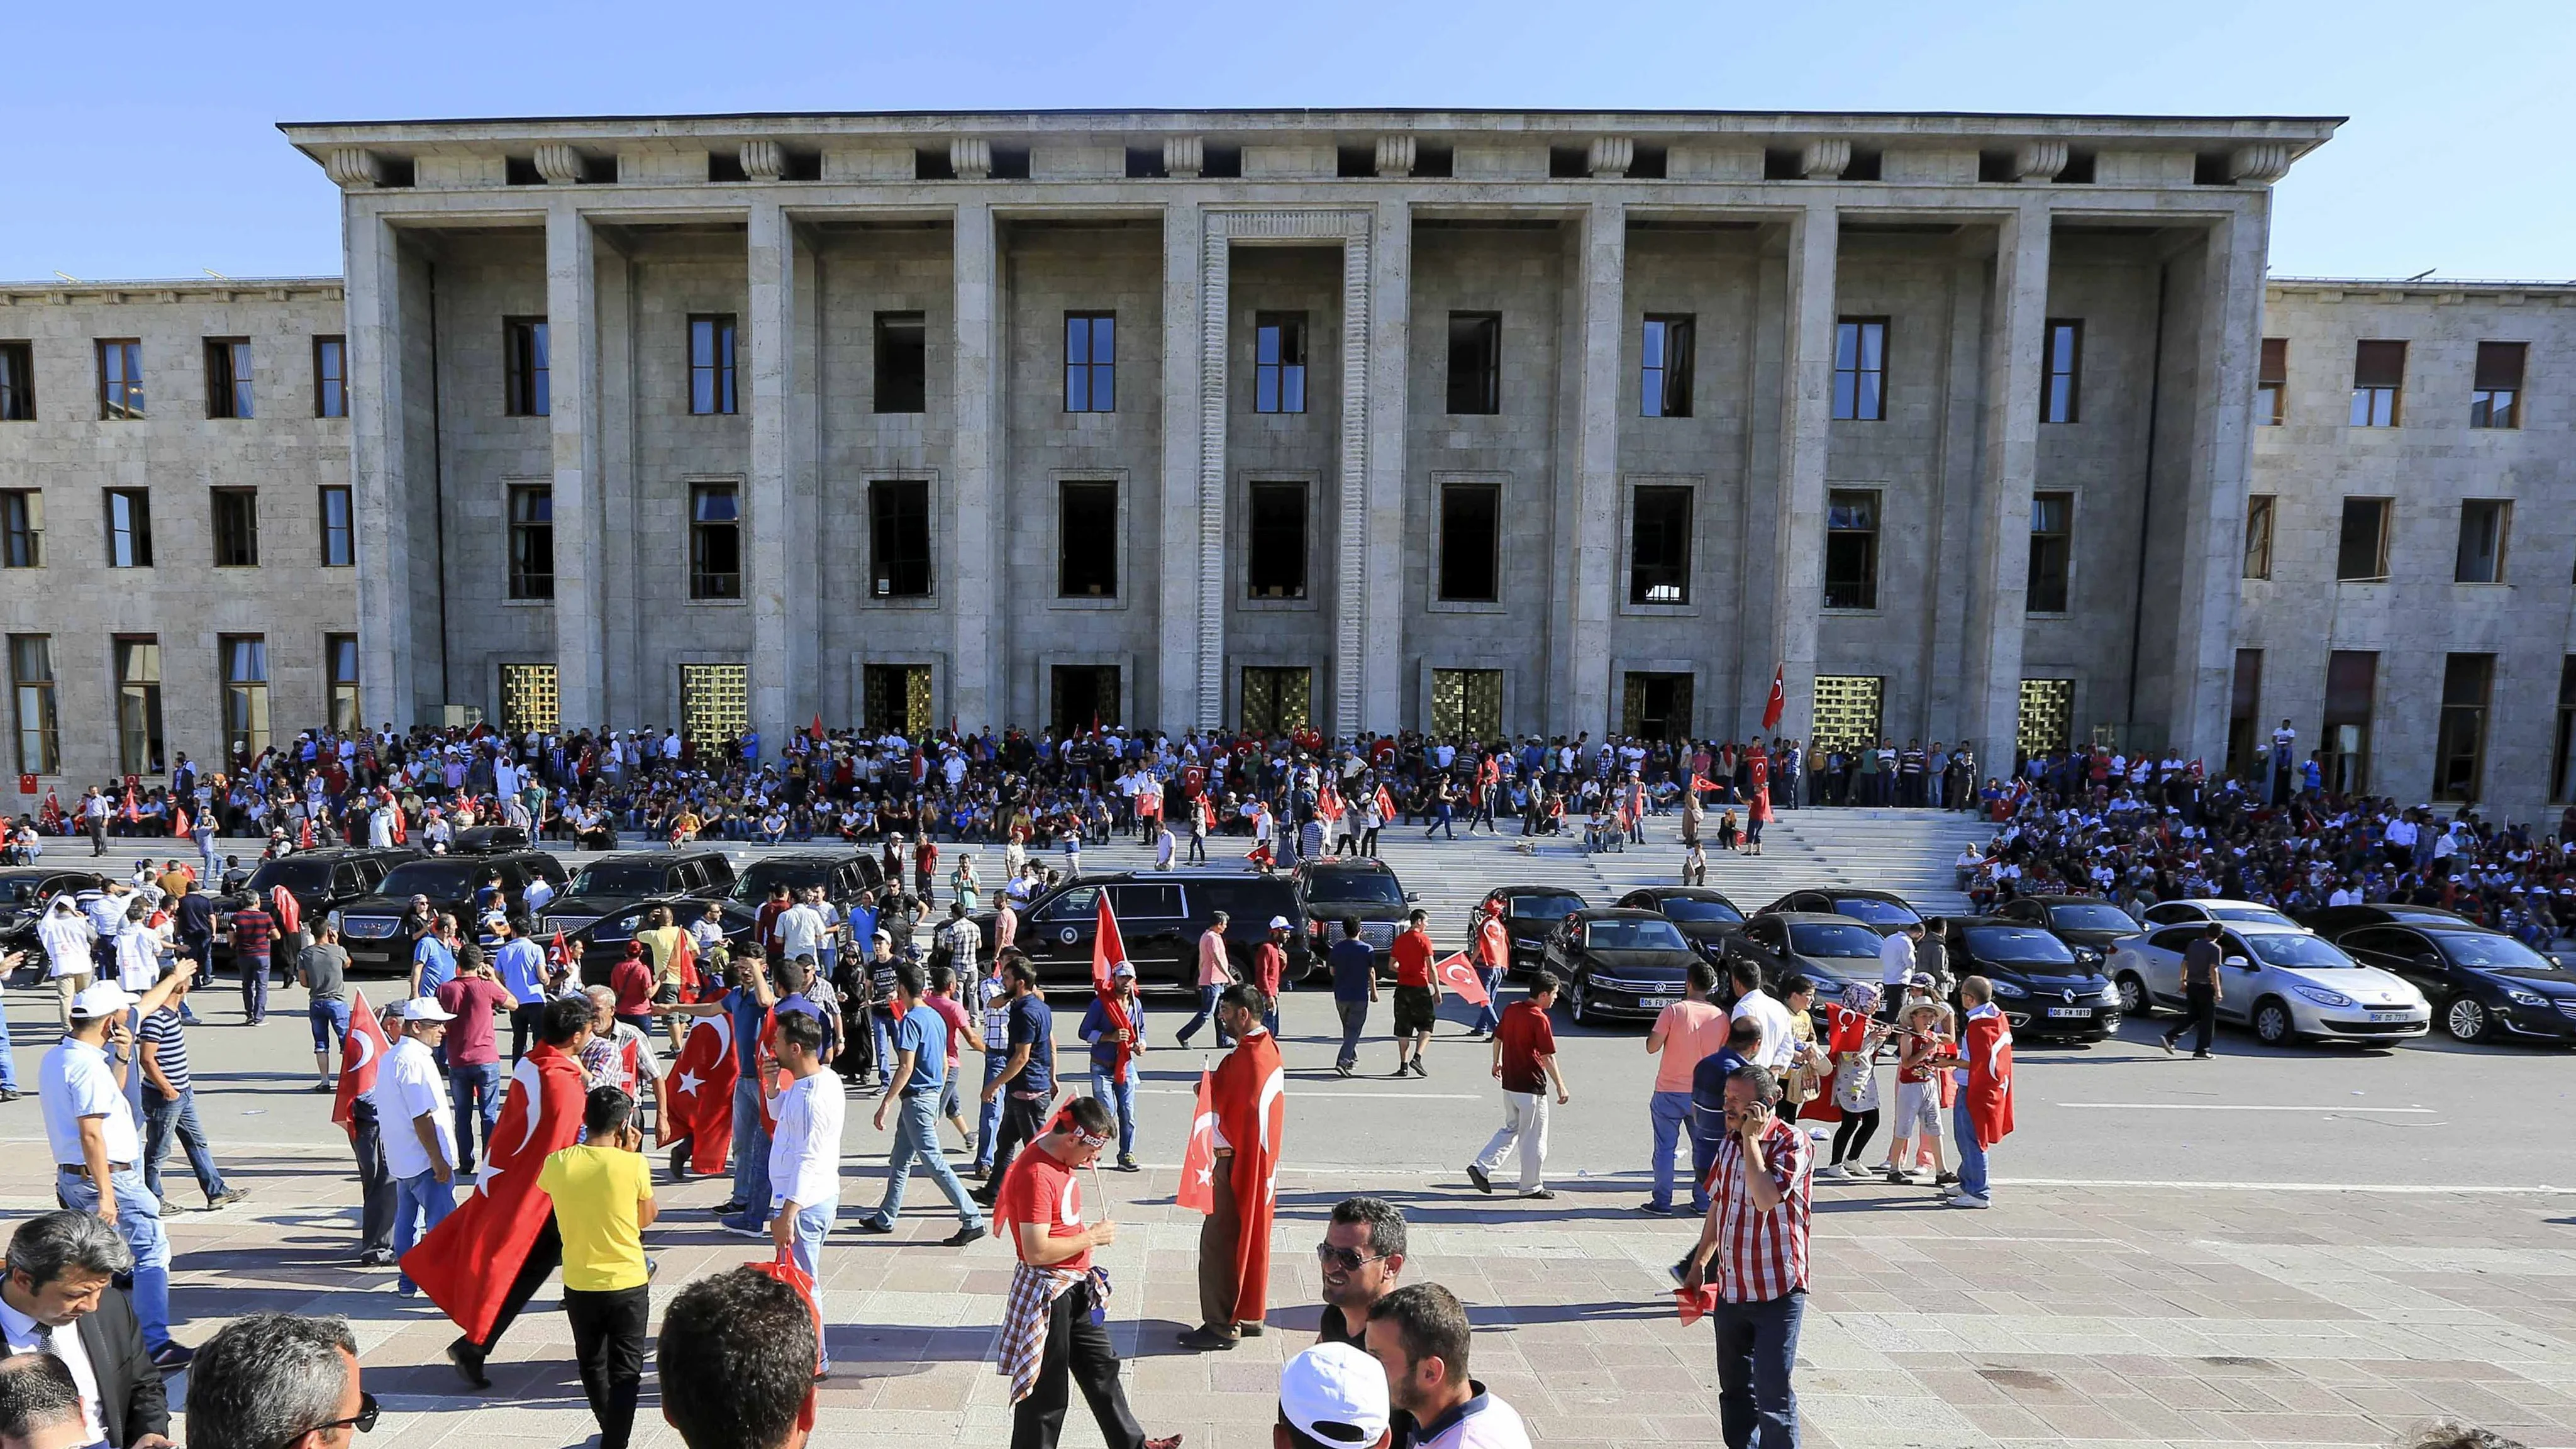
[1315,1198,1406,1350]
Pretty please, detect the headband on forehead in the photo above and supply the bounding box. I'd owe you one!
[1050,1106,1113,1150]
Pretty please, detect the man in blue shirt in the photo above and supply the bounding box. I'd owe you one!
[409,914,458,999]
[1077,962,1147,1170]
[772,955,840,1066]
[852,963,985,1245]
[657,945,779,1221]
[968,957,1054,1208]
[1326,917,1379,1078]
[491,914,549,1062]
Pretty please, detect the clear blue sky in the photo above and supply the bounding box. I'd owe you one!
[3,0,2565,283]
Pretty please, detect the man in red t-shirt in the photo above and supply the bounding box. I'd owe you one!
[435,958,518,1176]
[1466,972,1571,1199]
[1254,916,1291,1036]
[992,1097,1178,1449]
[1387,911,1441,1079]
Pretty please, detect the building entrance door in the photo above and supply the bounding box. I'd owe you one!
[1050,665,1119,738]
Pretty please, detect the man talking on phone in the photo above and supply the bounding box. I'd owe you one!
[1679,1065,1811,1449]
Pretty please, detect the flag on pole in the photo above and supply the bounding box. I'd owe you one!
[1762,665,1787,733]
[170,805,189,839]
[1430,950,1491,1007]
[1317,784,1344,823]
[808,713,826,743]
[1374,785,1397,821]
[1091,891,1126,997]
[331,991,391,1140]
[1176,1066,1220,1214]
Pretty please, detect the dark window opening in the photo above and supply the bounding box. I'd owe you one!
[104,489,152,568]
[1200,146,1243,179]
[2350,339,2404,426]
[867,479,933,598]
[1628,486,1691,605]
[1762,148,1804,180]
[2193,152,2233,186]
[1336,145,1375,178]
[2554,659,2576,803]
[2456,499,2509,584]
[2041,319,2081,423]
[1641,315,1693,418]
[1628,145,1667,179]
[1548,145,1588,179]
[2337,497,2391,581]
[504,318,550,416]
[1977,150,2017,183]
[319,486,353,567]
[913,148,956,181]
[2225,648,2262,779]
[2471,341,2525,430]
[689,482,743,600]
[2026,491,2072,613]
[504,156,543,186]
[874,311,928,414]
[2058,150,2096,184]
[210,487,258,568]
[1824,489,1879,610]
[1124,147,1167,179]
[1621,672,1694,741]
[1246,480,1307,600]
[1058,480,1118,597]
[1411,144,1453,179]
[97,340,144,419]
[2257,337,2287,425]
[1438,483,1501,603]
[987,146,1030,180]
[1842,148,1882,181]
[2433,654,2493,802]
[863,663,933,737]
[204,338,254,419]
[314,335,347,418]
[1445,313,1500,415]
[2242,494,2274,580]
[1050,665,1120,735]
[2323,650,2376,795]
[508,484,553,600]
[0,342,33,421]
[0,491,38,568]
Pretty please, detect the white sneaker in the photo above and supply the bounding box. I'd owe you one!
[1814,1162,1850,1182]
[1944,1192,1991,1209]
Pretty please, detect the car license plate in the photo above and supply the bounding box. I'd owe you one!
[2367,1011,2410,1024]
[1641,996,1679,1009]
[2046,1006,2090,1019]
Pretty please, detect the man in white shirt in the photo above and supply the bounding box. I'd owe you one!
[36,898,95,1029]
[40,971,196,1369]
[778,890,828,967]
[753,1010,843,1374]
[1877,924,1919,1024]
[1724,960,1798,1071]
[375,999,459,1297]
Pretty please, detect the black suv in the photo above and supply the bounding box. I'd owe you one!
[335,851,573,975]
[565,895,764,980]
[1467,886,1592,975]
[980,869,1301,993]
[1759,887,1924,936]
[1293,859,1414,969]
[243,848,422,933]
[731,850,886,910]
[540,848,739,939]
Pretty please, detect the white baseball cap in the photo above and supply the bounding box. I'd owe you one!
[1269,916,1292,931]
[397,997,457,1022]
[1278,1342,1390,1445]
[68,984,140,1020]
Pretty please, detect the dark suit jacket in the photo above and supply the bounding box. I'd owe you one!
[74,1287,167,1447]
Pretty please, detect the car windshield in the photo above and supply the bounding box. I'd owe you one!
[1511,894,1587,920]
[247,860,333,894]
[0,873,50,904]
[1584,918,1689,952]
[1305,874,1404,906]
[1833,897,1920,928]
[376,862,479,900]
[2435,933,2565,971]
[2207,902,2296,926]
[1965,926,2079,966]
[1660,898,1743,924]
[2241,931,2356,969]
[2048,904,2136,933]
[569,863,670,896]
[734,863,829,901]
[1789,922,1885,958]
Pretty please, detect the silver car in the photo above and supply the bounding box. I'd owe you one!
[2109,921,2431,1046]
[2137,897,2300,931]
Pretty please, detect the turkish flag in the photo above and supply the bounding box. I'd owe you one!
[660,1011,740,1176]
[404,1043,587,1342]
[809,713,826,742]
[1374,785,1397,821]
[122,784,137,823]
[1762,665,1786,733]
[1176,1069,1219,1214]
[1687,774,1713,797]
[297,816,315,850]
[1091,892,1126,997]
[170,806,189,839]
[1430,950,1490,1006]
[331,991,391,1141]
[1317,786,1343,823]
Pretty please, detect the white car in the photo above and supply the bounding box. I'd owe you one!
[2108,921,2431,1046]
[2137,898,2300,930]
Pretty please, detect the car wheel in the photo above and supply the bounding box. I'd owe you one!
[2114,972,2150,1016]
[1569,977,1591,1026]
[2251,997,2296,1047]
[2443,996,2490,1043]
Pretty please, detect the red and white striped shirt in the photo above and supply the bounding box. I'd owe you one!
[1704,1114,1812,1303]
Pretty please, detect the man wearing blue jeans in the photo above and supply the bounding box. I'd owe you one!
[658,947,781,1227]
[1324,918,1377,1077]
[378,998,460,1296]
[137,974,247,1209]
[1077,962,1147,1170]
[853,963,986,1243]
[1680,1065,1810,1449]
[1174,915,1234,1048]
[43,971,198,1367]
[760,1009,842,1373]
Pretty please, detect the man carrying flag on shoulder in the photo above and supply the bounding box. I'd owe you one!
[1465,900,1510,1040]
[333,988,400,1266]
[408,993,595,1391]
[1946,975,2015,1211]
[1177,982,1284,1353]
[1077,895,1146,1172]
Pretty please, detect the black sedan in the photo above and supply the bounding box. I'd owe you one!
[1989,894,2141,970]
[2300,902,2478,935]
[1540,908,1700,1026]
[1935,916,2123,1041]
[1725,911,1889,1006]
[1614,887,1746,960]
[2322,920,2576,1045]
[1760,887,1923,936]
[1470,886,1591,975]
[564,896,763,983]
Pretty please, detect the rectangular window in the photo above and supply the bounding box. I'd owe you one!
[0,341,34,420]
[2433,653,2493,803]
[2470,341,2525,430]
[1057,480,1119,597]
[1,491,40,569]
[689,482,743,600]
[1445,313,1501,415]
[97,340,144,419]
[2242,494,2275,580]
[1246,480,1307,600]
[220,634,270,760]
[2336,497,2391,582]
[1832,318,1887,421]
[504,318,550,417]
[1254,313,1307,414]
[2323,650,2376,795]
[2257,337,2286,426]
[2456,499,2510,584]
[679,662,750,754]
[1811,675,1884,752]
[113,636,163,776]
[204,338,253,419]
[1429,668,1502,741]
[2226,648,2263,779]
[2349,339,2404,427]
[862,663,934,737]
[508,484,554,600]
[1641,315,1694,418]
[2555,659,2576,804]
[318,486,353,567]
[2041,319,2082,424]
[1063,313,1116,413]
[2026,491,2073,613]
[210,487,259,567]
[1048,664,1121,736]
[1824,488,1880,610]
[687,314,738,416]
[104,489,152,568]
[498,662,560,735]
[325,633,361,736]
[1628,485,1692,605]
[8,636,57,775]
[313,335,347,418]
[874,312,926,413]
[1619,672,1694,741]
[866,479,933,598]
[1436,482,1501,602]
[1240,666,1313,736]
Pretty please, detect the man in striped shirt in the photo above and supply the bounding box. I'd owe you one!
[1679,1064,1810,1449]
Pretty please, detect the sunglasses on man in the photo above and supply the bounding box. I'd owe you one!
[273,1391,378,1446]
[1314,1243,1387,1273]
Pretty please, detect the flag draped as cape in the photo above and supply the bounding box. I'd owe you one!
[1206,1028,1285,1324]
[403,1041,586,1341]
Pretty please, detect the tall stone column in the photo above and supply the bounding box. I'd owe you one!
[1767,202,1839,741]
[1959,201,2052,767]
[545,198,607,730]
[1330,222,1375,738]
[747,201,815,748]
[950,201,1004,733]
[343,204,418,724]
[1561,201,1626,741]
[2168,203,2268,763]
[1357,200,1412,735]
[1158,203,1214,734]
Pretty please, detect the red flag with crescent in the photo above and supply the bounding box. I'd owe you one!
[1092,894,1136,1082]
[660,1011,740,1175]
[404,1042,587,1341]
[1317,784,1344,823]
[1176,1069,1219,1214]
[39,791,60,832]
[1430,950,1490,1006]
[170,805,189,839]
[1207,1030,1286,1323]
[1374,785,1397,821]
[122,784,137,823]
[1762,665,1786,733]
[331,991,391,1141]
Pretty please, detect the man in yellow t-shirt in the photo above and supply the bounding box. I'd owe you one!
[538,1085,659,1449]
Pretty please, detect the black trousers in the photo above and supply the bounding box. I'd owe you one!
[564,1284,648,1449]
[350,1099,395,1253]
[508,1001,547,1062]
[979,1094,1050,1202]
[1012,1279,1145,1449]
[472,1215,564,1353]
[2166,984,2218,1053]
